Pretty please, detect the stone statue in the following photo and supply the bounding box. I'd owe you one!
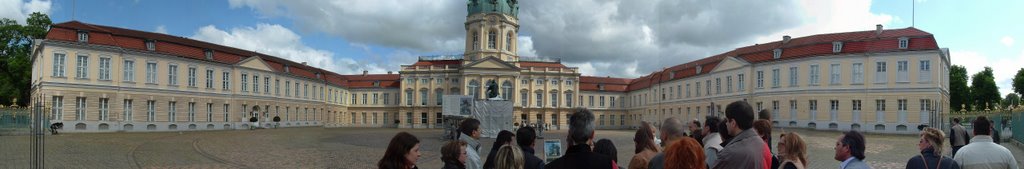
[486,80,500,99]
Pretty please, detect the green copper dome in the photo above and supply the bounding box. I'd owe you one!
[467,0,518,17]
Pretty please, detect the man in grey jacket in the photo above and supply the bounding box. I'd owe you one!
[949,117,970,158]
[712,101,767,169]
[834,130,870,169]
[459,118,483,169]
[954,116,1018,169]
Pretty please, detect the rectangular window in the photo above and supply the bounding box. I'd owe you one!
[253,75,260,93]
[53,53,66,77]
[207,103,214,122]
[383,93,390,105]
[536,92,543,107]
[875,100,886,111]
[830,64,841,84]
[897,61,909,82]
[75,97,86,121]
[772,69,780,87]
[147,100,156,122]
[241,74,248,91]
[436,90,443,105]
[206,70,214,88]
[99,98,109,121]
[188,102,196,122]
[565,93,574,107]
[809,65,819,85]
[146,63,158,83]
[123,60,135,82]
[187,67,196,87]
[123,99,133,122]
[99,57,111,80]
[588,96,595,107]
[695,82,701,97]
[372,93,380,105]
[551,92,559,107]
[789,67,798,87]
[274,79,280,95]
[521,92,528,107]
[715,78,721,94]
[706,80,711,96]
[285,81,291,96]
[853,63,864,84]
[920,60,932,82]
[168,65,178,85]
[599,96,606,107]
[609,97,615,108]
[420,90,427,106]
[830,100,839,110]
[756,71,764,88]
[421,113,428,124]
[686,84,691,97]
[51,96,64,120]
[898,99,907,111]
[168,101,177,122]
[264,77,271,93]
[809,100,818,110]
[78,32,89,42]
[726,76,732,93]
[875,61,887,83]
[221,72,230,90]
[76,55,88,79]
[406,91,413,106]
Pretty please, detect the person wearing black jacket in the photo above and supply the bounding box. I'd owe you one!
[545,108,616,169]
[906,127,959,169]
[516,126,545,169]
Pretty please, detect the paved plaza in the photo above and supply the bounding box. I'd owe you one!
[2,127,1023,169]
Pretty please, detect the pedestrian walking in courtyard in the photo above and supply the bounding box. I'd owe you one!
[712,101,767,169]
[494,144,525,169]
[905,127,959,169]
[442,140,469,169]
[593,139,624,169]
[777,132,808,169]
[701,116,724,168]
[834,130,870,169]
[949,117,969,159]
[378,132,421,169]
[629,121,660,169]
[485,130,516,169]
[646,117,685,169]
[663,137,705,169]
[544,108,616,169]
[515,126,545,169]
[459,119,484,169]
[953,116,1018,169]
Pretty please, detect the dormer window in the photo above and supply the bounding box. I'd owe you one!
[696,66,703,74]
[316,73,321,79]
[669,71,676,78]
[373,81,381,87]
[832,41,843,53]
[284,65,290,73]
[145,40,155,51]
[204,49,213,60]
[598,84,605,91]
[898,37,909,49]
[77,31,89,42]
[773,48,782,59]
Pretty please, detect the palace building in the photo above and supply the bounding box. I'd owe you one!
[31,0,949,133]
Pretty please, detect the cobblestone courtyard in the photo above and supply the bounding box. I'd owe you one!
[2,127,1023,169]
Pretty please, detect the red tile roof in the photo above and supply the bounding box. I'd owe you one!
[46,21,401,89]
[519,61,567,69]
[579,76,631,92]
[580,27,939,92]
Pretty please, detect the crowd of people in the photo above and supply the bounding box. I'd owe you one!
[377,101,1019,169]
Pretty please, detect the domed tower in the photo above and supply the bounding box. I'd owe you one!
[464,0,519,62]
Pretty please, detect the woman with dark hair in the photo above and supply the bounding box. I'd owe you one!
[593,139,625,169]
[629,121,660,169]
[442,140,469,169]
[378,132,421,169]
[777,132,808,169]
[664,137,705,169]
[484,130,515,169]
[905,128,959,169]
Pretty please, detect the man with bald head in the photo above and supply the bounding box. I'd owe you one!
[646,117,685,169]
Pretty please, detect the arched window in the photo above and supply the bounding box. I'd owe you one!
[506,32,513,51]
[472,31,479,50]
[488,30,497,49]
[469,80,480,99]
[502,81,513,100]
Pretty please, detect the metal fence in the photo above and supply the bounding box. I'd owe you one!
[0,103,47,169]
[947,106,1021,144]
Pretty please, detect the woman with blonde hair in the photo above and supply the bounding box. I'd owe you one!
[494,144,524,169]
[776,132,807,169]
[905,127,959,169]
[629,121,661,169]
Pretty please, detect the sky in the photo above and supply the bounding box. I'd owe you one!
[3,0,1022,97]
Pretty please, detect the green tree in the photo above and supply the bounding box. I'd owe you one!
[0,12,50,106]
[1003,93,1020,109]
[970,67,1001,110]
[950,65,971,111]
[1013,68,1024,96]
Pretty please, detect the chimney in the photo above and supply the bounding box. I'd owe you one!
[875,24,883,35]
[301,62,308,66]
[362,70,368,76]
[387,71,393,74]
[782,35,791,44]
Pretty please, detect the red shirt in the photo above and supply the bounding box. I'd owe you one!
[761,142,772,169]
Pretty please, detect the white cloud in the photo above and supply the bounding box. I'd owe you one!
[1001,36,1014,47]
[189,23,395,75]
[154,25,167,34]
[951,50,1024,97]
[227,0,901,78]
[0,0,51,24]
